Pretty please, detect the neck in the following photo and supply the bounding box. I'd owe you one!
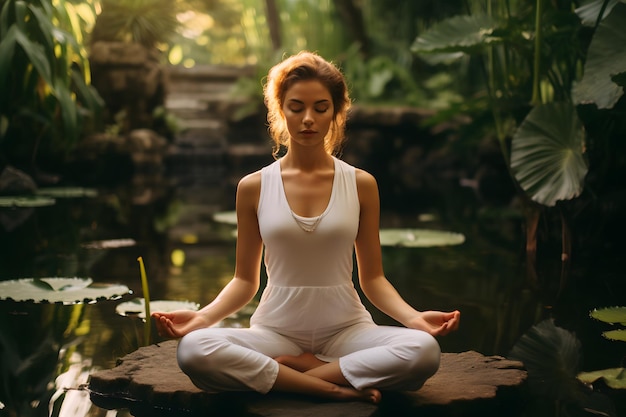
[281,147,333,172]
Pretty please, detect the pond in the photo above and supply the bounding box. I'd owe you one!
[0,159,623,417]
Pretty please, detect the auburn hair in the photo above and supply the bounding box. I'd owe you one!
[263,51,351,158]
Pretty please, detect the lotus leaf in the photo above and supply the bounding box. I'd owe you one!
[602,329,626,342]
[213,211,238,225]
[0,196,55,207]
[36,187,97,198]
[82,239,137,249]
[590,306,626,325]
[116,298,199,319]
[0,277,130,304]
[379,229,465,248]
[577,367,626,390]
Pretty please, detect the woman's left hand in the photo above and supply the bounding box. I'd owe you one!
[407,310,461,336]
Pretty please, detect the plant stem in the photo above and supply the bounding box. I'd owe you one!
[137,256,151,345]
[531,0,543,105]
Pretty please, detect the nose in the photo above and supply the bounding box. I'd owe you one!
[303,109,314,126]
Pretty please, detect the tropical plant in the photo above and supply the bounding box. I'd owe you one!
[509,319,620,416]
[411,0,626,291]
[0,0,103,173]
[90,0,180,49]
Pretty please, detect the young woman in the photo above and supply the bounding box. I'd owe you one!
[152,51,460,404]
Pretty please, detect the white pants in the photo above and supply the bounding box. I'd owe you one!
[177,323,441,394]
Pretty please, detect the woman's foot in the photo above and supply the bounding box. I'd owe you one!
[335,386,382,404]
[275,352,327,372]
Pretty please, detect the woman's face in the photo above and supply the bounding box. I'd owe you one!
[282,79,334,149]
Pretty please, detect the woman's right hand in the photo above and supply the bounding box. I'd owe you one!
[151,310,212,339]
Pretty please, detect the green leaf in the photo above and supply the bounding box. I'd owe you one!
[27,4,57,58]
[575,0,621,27]
[0,0,12,39]
[509,319,582,401]
[379,229,465,248]
[53,77,79,143]
[36,187,97,198]
[70,69,104,114]
[0,25,17,88]
[590,306,626,325]
[0,277,130,304]
[603,329,626,342]
[411,14,500,55]
[573,2,626,109]
[0,195,56,207]
[510,102,588,206]
[116,298,199,319]
[577,368,626,389]
[14,29,53,87]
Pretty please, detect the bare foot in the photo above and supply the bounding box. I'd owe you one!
[275,352,327,372]
[335,386,382,404]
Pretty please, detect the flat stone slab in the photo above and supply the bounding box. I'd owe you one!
[89,340,527,417]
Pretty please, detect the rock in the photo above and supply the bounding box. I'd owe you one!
[0,165,37,195]
[89,340,527,417]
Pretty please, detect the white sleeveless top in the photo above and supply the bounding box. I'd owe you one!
[250,157,374,334]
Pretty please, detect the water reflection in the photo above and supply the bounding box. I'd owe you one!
[0,165,583,416]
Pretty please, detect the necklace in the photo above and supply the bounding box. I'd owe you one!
[291,211,323,233]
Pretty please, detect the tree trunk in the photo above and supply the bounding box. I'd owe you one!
[265,0,282,52]
[332,0,370,58]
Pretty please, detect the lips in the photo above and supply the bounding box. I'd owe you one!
[301,130,317,134]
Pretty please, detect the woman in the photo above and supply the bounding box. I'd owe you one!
[152,51,460,404]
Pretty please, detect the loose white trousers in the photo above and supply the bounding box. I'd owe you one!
[177,323,441,394]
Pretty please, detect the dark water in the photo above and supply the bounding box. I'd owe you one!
[0,162,624,417]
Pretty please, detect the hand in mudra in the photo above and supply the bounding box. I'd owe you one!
[152,310,212,338]
[408,310,460,336]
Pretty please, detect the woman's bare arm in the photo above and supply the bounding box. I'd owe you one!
[153,172,264,337]
[354,170,460,335]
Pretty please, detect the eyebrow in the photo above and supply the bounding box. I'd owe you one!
[287,99,330,104]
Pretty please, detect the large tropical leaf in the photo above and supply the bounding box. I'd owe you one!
[411,14,500,55]
[510,102,588,206]
[509,319,582,401]
[573,2,626,109]
[575,0,621,27]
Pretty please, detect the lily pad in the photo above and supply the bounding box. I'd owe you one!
[36,187,98,198]
[116,298,199,319]
[602,329,626,342]
[0,277,131,304]
[82,238,137,249]
[0,196,55,208]
[577,367,626,390]
[590,306,626,325]
[379,228,465,247]
[212,211,237,225]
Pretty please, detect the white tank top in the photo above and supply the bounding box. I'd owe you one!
[250,157,374,334]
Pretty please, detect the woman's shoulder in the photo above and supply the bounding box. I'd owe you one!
[237,170,262,195]
[236,158,280,195]
[353,166,377,187]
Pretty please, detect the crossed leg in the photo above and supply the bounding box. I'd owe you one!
[273,359,382,403]
[177,327,381,403]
